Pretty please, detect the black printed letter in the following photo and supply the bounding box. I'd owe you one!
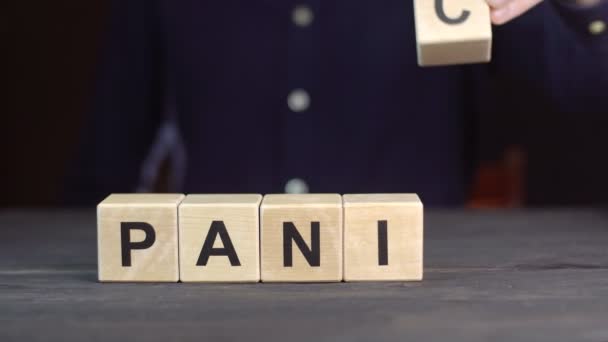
[378,220,388,266]
[121,222,156,267]
[435,0,470,25]
[283,222,320,267]
[197,221,241,266]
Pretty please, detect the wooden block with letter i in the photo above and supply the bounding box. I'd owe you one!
[414,0,492,66]
[178,194,262,282]
[97,194,185,282]
[343,194,423,281]
[261,194,343,282]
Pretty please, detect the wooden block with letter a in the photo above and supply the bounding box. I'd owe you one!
[97,194,185,282]
[414,0,492,66]
[261,194,343,282]
[178,194,262,282]
[343,194,423,281]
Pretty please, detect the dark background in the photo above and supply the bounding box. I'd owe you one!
[3,1,607,208]
[4,1,107,207]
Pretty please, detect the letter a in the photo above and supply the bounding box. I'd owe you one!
[197,221,241,266]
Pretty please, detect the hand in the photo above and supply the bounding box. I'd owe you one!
[486,0,544,25]
[487,0,603,25]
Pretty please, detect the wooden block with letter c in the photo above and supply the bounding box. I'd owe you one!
[414,0,492,66]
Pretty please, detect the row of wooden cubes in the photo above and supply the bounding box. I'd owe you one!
[98,193,423,282]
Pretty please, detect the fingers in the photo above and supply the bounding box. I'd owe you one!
[486,0,544,25]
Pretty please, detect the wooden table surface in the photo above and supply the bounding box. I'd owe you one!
[1,209,608,341]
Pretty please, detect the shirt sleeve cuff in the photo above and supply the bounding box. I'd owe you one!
[552,0,608,48]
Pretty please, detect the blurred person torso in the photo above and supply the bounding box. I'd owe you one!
[70,0,607,206]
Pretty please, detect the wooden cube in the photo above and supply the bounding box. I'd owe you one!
[178,194,262,282]
[261,194,342,282]
[343,194,423,281]
[97,194,185,282]
[414,0,492,66]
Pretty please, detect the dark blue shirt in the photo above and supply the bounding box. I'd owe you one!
[68,0,608,206]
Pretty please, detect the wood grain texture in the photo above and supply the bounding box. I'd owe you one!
[414,0,492,66]
[261,194,343,282]
[5,210,608,341]
[97,194,184,282]
[343,194,423,281]
[178,194,262,282]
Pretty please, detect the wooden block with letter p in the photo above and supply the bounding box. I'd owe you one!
[97,193,185,282]
[414,0,492,66]
[261,194,343,282]
[178,194,262,282]
[343,194,423,281]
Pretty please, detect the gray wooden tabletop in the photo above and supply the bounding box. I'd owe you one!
[1,209,608,342]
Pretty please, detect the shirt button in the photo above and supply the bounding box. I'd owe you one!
[285,178,310,194]
[287,89,311,113]
[588,20,606,35]
[292,5,314,28]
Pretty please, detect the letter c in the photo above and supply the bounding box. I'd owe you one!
[435,0,471,25]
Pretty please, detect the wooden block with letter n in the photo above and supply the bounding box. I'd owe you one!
[97,194,185,282]
[178,194,262,282]
[343,194,423,281]
[261,194,343,282]
[414,0,492,66]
